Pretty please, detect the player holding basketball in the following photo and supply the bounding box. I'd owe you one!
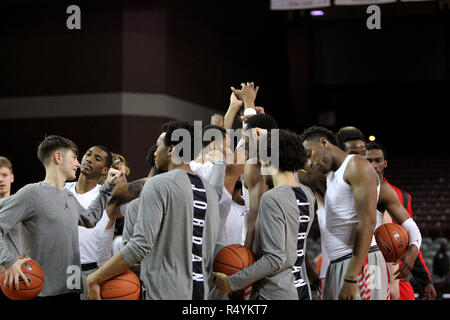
[86,121,225,300]
[213,129,316,300]
[366,142,436,300]
[0,135,122,300]
[299,126,389,300]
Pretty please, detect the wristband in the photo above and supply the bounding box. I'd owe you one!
[243,108,257,117]
[344,278,357,284]
[401,218,422,250]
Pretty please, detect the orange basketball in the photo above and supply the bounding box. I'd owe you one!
[0,258,45,300]
[100,269,141,300]
[213,244,256,275]
[375,223,410,263]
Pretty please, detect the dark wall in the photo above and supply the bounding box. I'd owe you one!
[288,7,450,157]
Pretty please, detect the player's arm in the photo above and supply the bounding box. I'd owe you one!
[86,179,165,299]
[0,186,36,289]
[214,194,286,293]
[243,162,267,248]
[341,157,379,300]
[223,91,243,129]
[380,183,420,279]
[79,168,123,227]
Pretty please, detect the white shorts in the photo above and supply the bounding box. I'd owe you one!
[323,247,390,300]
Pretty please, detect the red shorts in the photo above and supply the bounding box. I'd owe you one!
[399,279,415,300]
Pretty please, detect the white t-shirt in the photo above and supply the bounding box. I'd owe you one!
[216,188,246,246]
[65,182,115,266]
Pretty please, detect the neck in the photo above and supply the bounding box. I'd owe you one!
[168,162,194,173]
[331,146,350,172]
[0,192,10,198]
[43,167,67,190]
[272,170,298,188]
[75,173,98,194]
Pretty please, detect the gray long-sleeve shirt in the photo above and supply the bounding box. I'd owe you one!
[121,161,226,247]
[227,184,315,300]
[0,181,113,297]
[0,197,22,258]
[120,169,221,300]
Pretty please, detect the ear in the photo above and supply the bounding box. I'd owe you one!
[384,160,388,169]
[10,173,14,183]
[168,145,175,158]
[54,151,63,165]
[101,167,109,175]
[319,137,328,148]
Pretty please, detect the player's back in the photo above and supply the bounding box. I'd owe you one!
[130,169,220,300]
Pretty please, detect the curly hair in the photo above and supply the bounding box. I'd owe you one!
[161,120,198,161]
[335,126,365,151]
[267,129,306,172]
[202,124,227,148]
[299,125,338,146]
[246,114,278,130]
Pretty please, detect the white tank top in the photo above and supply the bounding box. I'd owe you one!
[375,210,384,229]
[316,207,330,279]
[324,155,380,261]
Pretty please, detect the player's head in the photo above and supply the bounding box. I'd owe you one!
[80,145,112,179]
[0,156,14,198]
[365,142,387,179]
[97,152,130,185]
[146,143,166,177]
[336,126,366,155]
[299,125,338,175]
[245,114,279,131]
[201,124,231,159]
[156,121,196,171]
[261,129,305,186]
[37,135,80,180]
[242,114,279,159]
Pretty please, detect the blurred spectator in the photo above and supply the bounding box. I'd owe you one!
[433,243,449,279]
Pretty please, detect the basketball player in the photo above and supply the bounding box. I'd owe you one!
[0,135,122,299]
[65,148,131,300]
[213,129,315,299]
[0,157,19,256]
[299,126,389,300]
[86,121,223,300]
[336,127,428,298]
[0,157,19,302]
[336,126,367,155]
[366,142,436,300]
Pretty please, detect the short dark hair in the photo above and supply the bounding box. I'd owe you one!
[246,114,278,130]
[0,156,13,174]
[366,142,387,159]
[299,125,338,146]
[336,126,365,151]
[92,145,113,167]
[37,135,79,166]
[267,129,306,172]
[161,120,198,161]
[202,124,227,148]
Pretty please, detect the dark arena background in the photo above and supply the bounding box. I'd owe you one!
[0,0,449,304]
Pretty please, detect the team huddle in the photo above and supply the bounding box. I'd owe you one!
[0,82,435,300]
